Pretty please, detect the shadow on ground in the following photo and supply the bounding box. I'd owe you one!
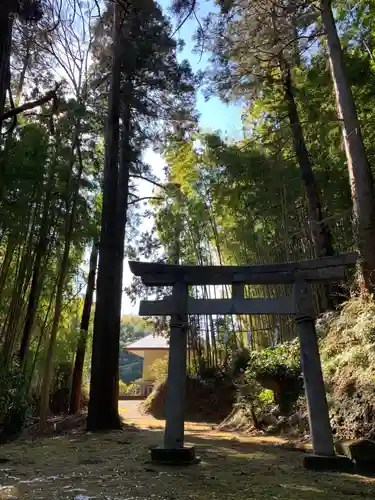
[0,419,374,500]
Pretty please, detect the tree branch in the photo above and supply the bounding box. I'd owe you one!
[128,196,165,206]
[0,83,62,122]
[172,0,197,36]
[129,174,166,190]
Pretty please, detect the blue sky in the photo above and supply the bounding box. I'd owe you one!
[170,0,243,137]
[121,0,243,314]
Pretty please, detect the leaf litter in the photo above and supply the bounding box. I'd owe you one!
[0,421,375,499]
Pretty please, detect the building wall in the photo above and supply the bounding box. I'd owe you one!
[142,349,168,381]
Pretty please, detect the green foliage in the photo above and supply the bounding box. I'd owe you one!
[119,381,141,397]
[321,297,375,388]
[119,315,152,348]
[258,389,274,406]
[319,297,375,438]
[149,355,169,382]
[246,341,301,381]
[3,0,375,440]
[0,359,34,441]
[245,340,302,415]
[91,0,196,152]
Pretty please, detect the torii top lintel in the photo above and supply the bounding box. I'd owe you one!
[128,252,358,287]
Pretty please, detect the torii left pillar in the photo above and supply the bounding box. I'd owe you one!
[150,281,199,465]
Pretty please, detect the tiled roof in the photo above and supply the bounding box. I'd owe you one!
[125,334,169,350]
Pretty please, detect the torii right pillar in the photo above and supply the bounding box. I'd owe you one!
[293,279,353,472]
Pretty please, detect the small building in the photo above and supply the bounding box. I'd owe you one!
[125,334,169,396]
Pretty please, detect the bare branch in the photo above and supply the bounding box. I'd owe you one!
[128,196,165,206]
[0,83,62,122]
[129,174,166,191]
[172,0,197,36]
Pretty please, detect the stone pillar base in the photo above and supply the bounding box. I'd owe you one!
[303,454,354,473]
[335,439,375,475]
[150,446,200,465]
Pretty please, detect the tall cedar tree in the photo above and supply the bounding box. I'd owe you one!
[87,0,195,430]
[319,0,375,293]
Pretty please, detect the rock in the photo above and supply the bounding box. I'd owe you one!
[336,439,375,461]
[259,413,277,427]
[335,439,375,474]
[303,454,354,473]
[289,411,302,426]
[270,406,280,418]
[349,439,375,474]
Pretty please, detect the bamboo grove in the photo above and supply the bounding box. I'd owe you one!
[1,0,375,434]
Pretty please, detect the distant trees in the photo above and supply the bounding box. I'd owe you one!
[1,0,375,435]
[120,315,151,347]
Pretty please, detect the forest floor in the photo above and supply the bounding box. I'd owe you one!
[0,402,374,500]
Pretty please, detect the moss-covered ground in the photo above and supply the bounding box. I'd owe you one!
[0,404,374,499]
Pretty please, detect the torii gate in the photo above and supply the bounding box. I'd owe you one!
[129,252,357,470]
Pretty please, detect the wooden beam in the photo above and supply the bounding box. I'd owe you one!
[139,296,295,316]
[232,283,245,298]
[129,253,357,285]
[131,263,349,286]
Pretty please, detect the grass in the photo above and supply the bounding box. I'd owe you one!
[319,296,375,386]
[0,412,375,500]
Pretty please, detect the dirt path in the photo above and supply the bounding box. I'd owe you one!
[0,407,374,500]
[118,400,212,432]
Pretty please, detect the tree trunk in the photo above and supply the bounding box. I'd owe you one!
[26,275,58,394]
[2,207,37,360]
[115,94,131,326]
[280,59,334,260]
[0,7,12,126]
[15,26,31,105]
[320,0,375,293]
[113,90,132,313]
[39,139,84,431]
[0,237,15,306]
[19,165,55,364]
[87,3,122,431]
[69,240,98,414]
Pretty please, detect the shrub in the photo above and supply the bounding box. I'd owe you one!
[0,358,34,443]
[231,347,251,377]
[321,297,375,387]
[149,355,168,382]
[247,340,300,378]
[320,296,375,439]
[245,340,302,415]
[258,389,274,405]
[119,380,127,397]
[119,380,141,397]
